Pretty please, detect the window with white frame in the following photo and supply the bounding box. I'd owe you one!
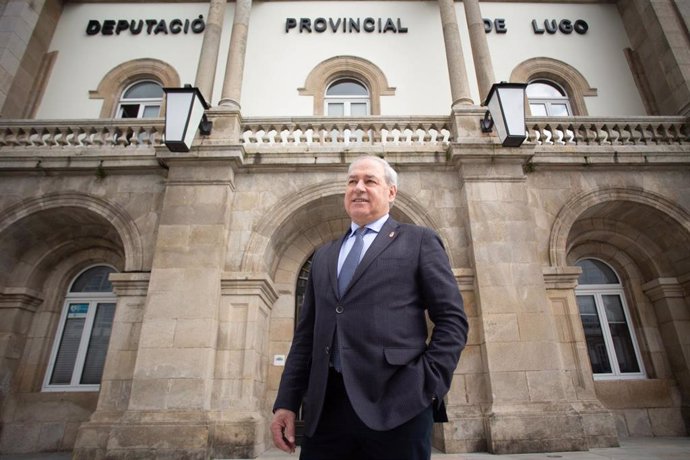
[526,80,572,116]
[325,78,370,116]
[575,258,645,380]
[116,81,163,119]
[43,265,117,392]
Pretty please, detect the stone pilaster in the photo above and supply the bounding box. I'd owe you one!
[219,0,252,109]
[194,0,227,103]
[0,288,43,406]
[208,272,277,458]
[463,0,495,103]
[0,0,44,114]
[543,266,618,448]
[642,277,690,427]
[437,0,473,107]
[453,151,613,453]
[73,273,150,459]
[80,160,236,459]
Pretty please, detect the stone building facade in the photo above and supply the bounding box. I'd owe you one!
[0,0,689,458]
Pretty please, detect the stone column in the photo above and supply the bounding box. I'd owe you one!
[642,277,690,426]
[93,160,235,459]
[438,0,473,107]
[452,153,615,453]
[194,0,228,103]
[219,0,252,109]
[463,0,495,103]
[73,273,150,459]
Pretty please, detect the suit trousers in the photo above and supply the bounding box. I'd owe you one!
[300,369,433,460]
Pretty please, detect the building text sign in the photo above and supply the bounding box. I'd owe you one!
[86,15,206,36]
[285,17,408,34]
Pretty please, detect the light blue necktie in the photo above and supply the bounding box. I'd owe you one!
[332,227,367,371]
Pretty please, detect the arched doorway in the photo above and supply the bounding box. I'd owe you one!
[0,194,135,453]
[559,190,690,437]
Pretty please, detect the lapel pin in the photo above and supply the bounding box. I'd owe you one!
[389,231,395,238]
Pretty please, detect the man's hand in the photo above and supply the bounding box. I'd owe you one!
[270,408,297,453]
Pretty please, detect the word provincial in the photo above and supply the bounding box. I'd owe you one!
[285,17,408,34]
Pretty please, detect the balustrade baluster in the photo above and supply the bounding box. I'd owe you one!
[656,123,673,144]
[4,128,20,146]
[615,124,629,145]
[16,128,31,146]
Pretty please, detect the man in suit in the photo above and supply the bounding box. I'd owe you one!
[271,155,468,460]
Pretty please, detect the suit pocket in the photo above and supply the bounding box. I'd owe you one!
[384,346,426,366]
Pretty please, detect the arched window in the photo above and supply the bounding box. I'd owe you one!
[526,80,572,116]
[510,57,597,116]
[299,56,395,115]
[325,78,370,116]
[90,58,180,118]
[575,258,645,380]
[116,81,164,119]
[43,265,117,391]
[295,254,313,329]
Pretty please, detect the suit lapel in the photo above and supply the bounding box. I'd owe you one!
[341,218,400,297]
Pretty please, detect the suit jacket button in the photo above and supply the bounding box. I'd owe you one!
[325,346,330,354]
[335,305,344,314]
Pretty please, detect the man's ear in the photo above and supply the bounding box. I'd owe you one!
[388,185,398,202]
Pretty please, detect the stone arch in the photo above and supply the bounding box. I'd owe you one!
[510,57,597,115]
[89,58,180,118]
[549,187,690,274]
[299,56,396,115]
[0,192,144,275]
[240,182,448,279]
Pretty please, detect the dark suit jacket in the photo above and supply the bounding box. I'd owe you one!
[274,217,468,436]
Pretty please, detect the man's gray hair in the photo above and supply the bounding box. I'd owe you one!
[349,155,398,187]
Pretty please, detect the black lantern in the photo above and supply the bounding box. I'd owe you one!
[480,82,528,147]
[163,86,212,152]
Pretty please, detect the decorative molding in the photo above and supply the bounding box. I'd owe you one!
[511,57,597,116]
[90,58,180,118]
[543,266,582,289]
[0,192,145,272]
[299,55,395,116]
[221,272,279,306]
[109,272,151,296]
[454,268,475,291]
[0,287,44,312]
[641,277,685,302]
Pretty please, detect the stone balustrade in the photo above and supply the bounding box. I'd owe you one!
[240,116,453,151]
[0,116,687,152]
[526,116,689,145]
[0,119,165,148]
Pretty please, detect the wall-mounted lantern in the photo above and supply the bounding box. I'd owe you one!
[480,82,528,147]
[163,85,212,152]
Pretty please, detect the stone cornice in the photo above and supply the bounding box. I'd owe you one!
[642,277,685,302]
[221,272,279,306]
[454,268,475,291]
[109,272,151,296]
[543,266,582,289]
[0,287,44,311]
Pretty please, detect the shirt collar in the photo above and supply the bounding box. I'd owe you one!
[349,214,389,236]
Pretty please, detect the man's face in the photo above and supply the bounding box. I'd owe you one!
[344,158,397,226]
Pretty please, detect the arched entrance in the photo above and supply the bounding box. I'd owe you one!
[0,193,138,453]
[553,188,690,437]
